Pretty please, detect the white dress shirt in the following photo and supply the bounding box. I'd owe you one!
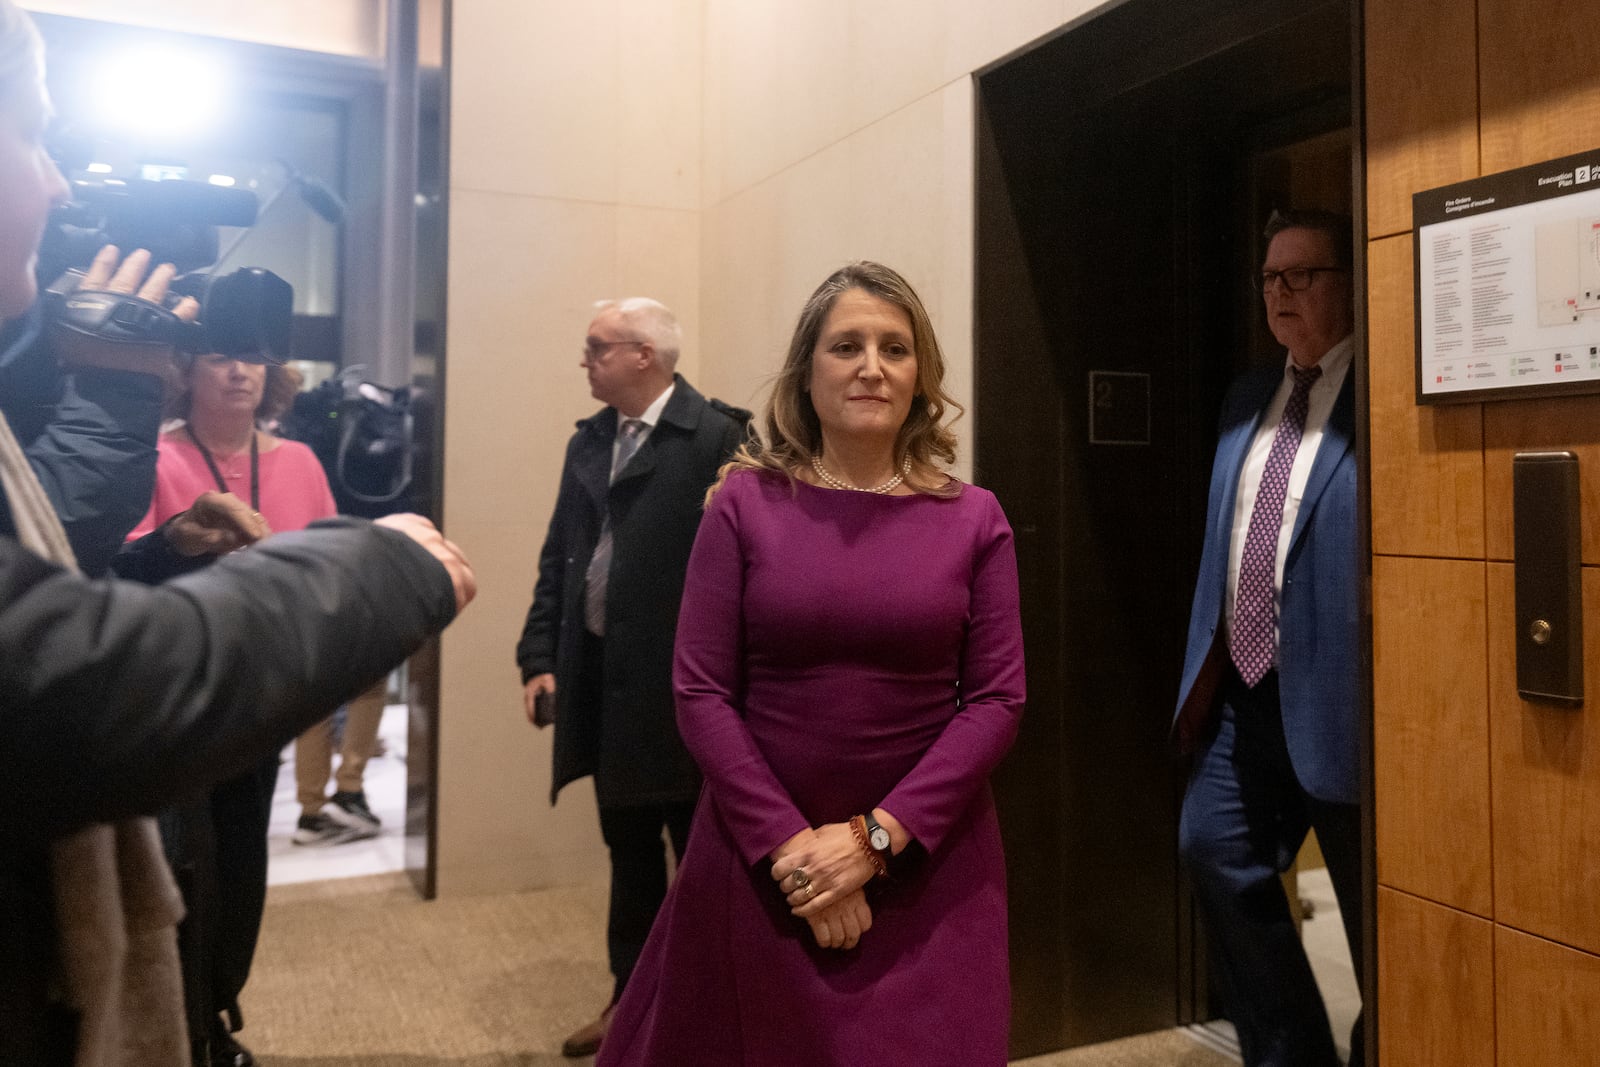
[1223,335,1353,650]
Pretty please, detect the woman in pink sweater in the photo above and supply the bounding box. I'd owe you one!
[132,356,334,539]
[129,352,363,1066]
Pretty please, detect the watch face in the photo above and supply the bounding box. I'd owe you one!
[869,827,891,852]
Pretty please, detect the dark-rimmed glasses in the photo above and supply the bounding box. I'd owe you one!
[581,339,646,365]
[1255,266,1348,292]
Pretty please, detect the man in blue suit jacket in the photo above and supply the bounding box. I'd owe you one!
[1174,210,1363,1067]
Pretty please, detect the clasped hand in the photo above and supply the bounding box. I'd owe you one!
[770,823,878,951]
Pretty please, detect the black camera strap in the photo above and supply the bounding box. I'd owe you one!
[187,426,260,511]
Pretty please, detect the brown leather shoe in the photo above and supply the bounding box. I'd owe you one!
[561,1004,615,1058]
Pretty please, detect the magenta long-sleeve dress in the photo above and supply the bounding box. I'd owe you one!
[596,469,1026,1067]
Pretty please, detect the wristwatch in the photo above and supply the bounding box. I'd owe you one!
[864,812,892,859]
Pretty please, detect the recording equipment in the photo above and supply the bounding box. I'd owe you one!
[38,176,296,364]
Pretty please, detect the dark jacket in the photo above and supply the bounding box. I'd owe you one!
[516,375,749,807]
[0,520,457,1064]
[0,305,164,576]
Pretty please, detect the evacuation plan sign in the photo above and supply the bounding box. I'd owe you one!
[1414,146,1600,404]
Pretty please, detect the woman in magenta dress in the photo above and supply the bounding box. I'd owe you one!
[597,261,1025,1066]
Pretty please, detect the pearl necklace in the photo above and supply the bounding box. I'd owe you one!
[810,455,911,494]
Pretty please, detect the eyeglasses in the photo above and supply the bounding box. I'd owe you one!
[1256,266,1348,292]
[580,339,646,365]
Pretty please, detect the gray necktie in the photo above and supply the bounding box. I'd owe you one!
[584,419,645,636]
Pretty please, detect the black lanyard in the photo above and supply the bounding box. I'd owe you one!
[188,426,260,511]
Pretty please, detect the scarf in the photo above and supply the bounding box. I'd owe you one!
[0,407,189,1066]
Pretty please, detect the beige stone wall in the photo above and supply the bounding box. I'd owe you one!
[17,0,1119,895]
[438,0,704,894]
[20,0,384,57]
[699,0,1107,476]
[437,0,1104,893]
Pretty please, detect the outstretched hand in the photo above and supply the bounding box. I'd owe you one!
[374,513,477,614]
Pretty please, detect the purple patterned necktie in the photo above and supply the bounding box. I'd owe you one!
[1230,364,1321,687]
[584,419,645,636]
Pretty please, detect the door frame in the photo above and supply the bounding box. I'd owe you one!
[971,0,1374,1058]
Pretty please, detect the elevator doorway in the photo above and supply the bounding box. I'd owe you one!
[974,0,1356,1057]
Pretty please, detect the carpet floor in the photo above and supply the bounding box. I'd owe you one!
[240,873,1234,1066]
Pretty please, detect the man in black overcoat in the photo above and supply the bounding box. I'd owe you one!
[515,297,748,1058]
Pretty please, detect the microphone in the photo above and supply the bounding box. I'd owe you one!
[295,175,347,226]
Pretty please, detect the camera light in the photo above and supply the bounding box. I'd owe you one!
[90,46,228,140]
[85,162,113,174]
[139,163,188,183]
[208,174,236,187]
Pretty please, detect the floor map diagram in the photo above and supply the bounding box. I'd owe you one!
[1415,151,1600,402]
[1535,215,1600,327]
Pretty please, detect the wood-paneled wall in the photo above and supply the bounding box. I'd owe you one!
[1372,556,1492,913]
[1488,567,1600,958]
[1367,0,1600,1061]
[1377,888,1494,1066]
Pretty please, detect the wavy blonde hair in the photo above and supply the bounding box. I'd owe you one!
[709,261,962,503]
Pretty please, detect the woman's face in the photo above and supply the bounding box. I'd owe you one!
[807,288,919,450]
[187,354,266,419]
[0,75,69,320]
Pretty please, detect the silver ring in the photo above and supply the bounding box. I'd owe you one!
[803,883,817,901]
[791,867,810,889]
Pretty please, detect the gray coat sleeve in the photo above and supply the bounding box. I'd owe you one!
[0,518,456,842]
